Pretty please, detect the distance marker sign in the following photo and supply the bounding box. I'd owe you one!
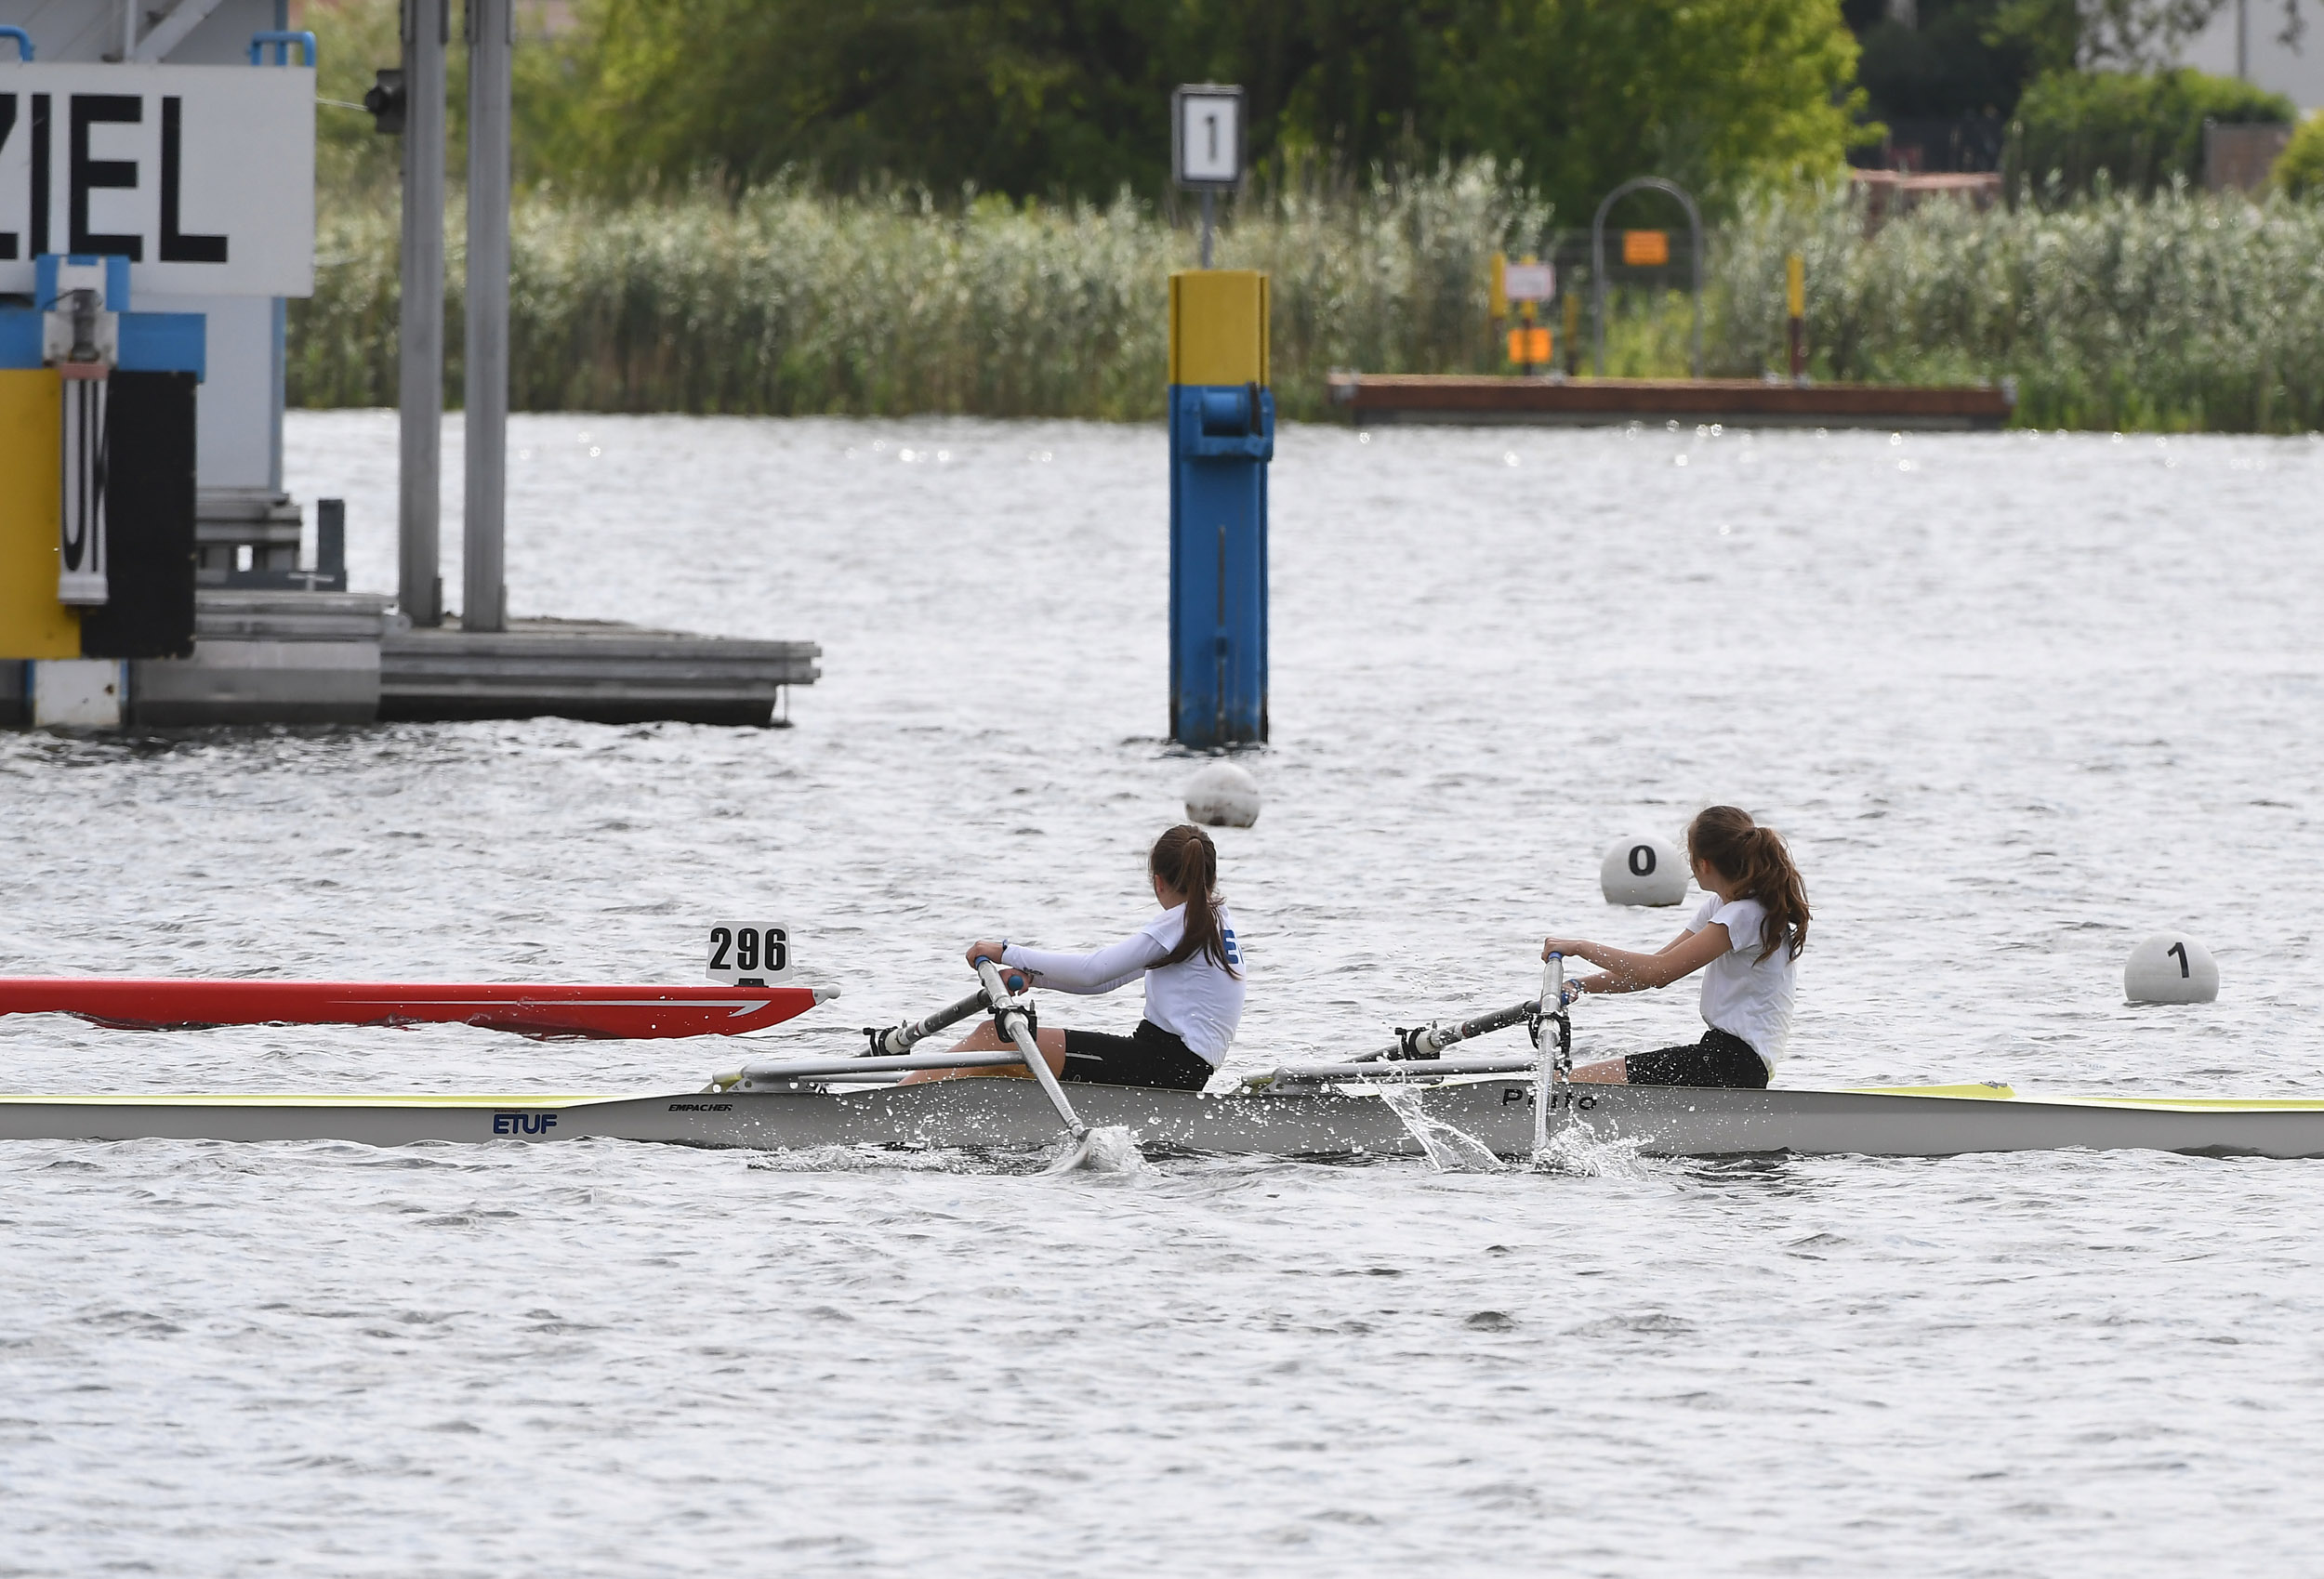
[1172,85,1243,189]
[0,63,315,296]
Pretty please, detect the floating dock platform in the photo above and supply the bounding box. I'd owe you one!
[3,591,818,730]
[1327,374,2014,430]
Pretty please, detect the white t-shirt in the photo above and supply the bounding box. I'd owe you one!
[1000,903,1245,1065]
[1686,895,1795,1070]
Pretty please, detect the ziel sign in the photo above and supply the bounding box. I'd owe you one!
[0,63,314,296]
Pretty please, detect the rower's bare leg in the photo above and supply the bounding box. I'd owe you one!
[898,1022,1069,1085]
[1567,1057,1630,1085]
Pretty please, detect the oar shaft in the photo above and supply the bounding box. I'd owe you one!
[865,987,992,1057]
[1353,997,1540,1062]
[1533,954,1564,1156]
[977,959,1088,1140]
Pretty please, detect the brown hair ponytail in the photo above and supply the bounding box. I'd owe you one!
[1150,824,1238,976]
[1686,806,1810,963]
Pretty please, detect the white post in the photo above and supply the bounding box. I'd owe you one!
[398,0,447,625]
[462,0,512,632]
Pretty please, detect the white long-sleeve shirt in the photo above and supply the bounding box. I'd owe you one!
[1000,902,1245,1065]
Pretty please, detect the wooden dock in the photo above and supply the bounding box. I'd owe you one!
[1328,374,2014,430]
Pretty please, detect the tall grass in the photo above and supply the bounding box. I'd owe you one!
[1717,185,2324,431]
[291,168,2324,431]
[292,164,1548,421]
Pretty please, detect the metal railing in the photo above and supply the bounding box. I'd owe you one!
[1591,177,1703,379]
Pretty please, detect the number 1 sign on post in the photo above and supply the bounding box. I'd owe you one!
[1172,85,1243,269]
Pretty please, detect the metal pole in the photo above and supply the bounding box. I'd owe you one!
[1200,189,1215,269]
[2237,0,2249,81]
[1591,217,1607,378]
[463,0,512,632]
[397,0,446,626]
[1688,203,1704,380]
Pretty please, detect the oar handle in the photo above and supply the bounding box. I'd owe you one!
[975,958,1088,1140]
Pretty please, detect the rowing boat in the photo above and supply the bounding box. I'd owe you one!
[0,979,831,1039]
[6,1074,2322,1159]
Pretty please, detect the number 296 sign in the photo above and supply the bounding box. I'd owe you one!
[706,926,791,984]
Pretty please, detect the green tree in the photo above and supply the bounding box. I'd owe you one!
[2006,67,2294,198]
[2275,111,2324,196]
[540,0,1863,219]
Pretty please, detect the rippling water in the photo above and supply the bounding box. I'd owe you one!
[3,416,2321,1572]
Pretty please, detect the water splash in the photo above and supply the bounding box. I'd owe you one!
[1041,1125,1145,1176]
[1527,1121,1657,1179]
[1379,1086,1506,1173]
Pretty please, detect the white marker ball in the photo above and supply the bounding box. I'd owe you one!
[2124,933,2219,1004]
[1183,762,1261,828]
[1601,835,1687,906]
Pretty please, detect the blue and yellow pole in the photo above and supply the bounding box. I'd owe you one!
[1167,270,1272,747]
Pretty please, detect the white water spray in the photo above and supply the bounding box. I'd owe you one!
[1379,1086,1505,1173]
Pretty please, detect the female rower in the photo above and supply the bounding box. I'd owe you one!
[1540,805,1808,1088]
[913,824,1245,1091]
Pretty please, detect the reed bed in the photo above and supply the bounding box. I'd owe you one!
[292,165,1547,421]
[292,171,2324,431]
[1719,185,2324,431]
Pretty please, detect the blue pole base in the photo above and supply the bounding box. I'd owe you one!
[1168,383,1273,748]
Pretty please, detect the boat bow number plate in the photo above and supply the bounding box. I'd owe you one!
[706,925,791,985]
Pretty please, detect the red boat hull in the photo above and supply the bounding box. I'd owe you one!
[0,979,823,1040]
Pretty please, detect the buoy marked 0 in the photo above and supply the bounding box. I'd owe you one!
[1602,834,1686,907]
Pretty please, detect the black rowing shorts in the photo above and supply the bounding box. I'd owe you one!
[1623,1027,1770,1089]
[1062,1020,1217,1091]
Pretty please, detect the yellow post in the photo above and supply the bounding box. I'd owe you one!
[1488,252,1508,321]
[1168,270,1269,386]
[0,370,82,660]
[1785,252,1806,380]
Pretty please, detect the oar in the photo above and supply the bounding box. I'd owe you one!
[974,958,1098,1171]
[861,984,1001,1058]
[1531,953,1569,1159]
[1350,996,1542,1062]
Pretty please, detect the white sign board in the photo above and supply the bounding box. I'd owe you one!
[1173,85,1243,188]
[1503,261,1555,302]
[0,63,315,297]
[705,925,793,985]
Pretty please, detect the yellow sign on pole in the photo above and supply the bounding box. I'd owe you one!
[0,370,82,661]
[1621,230,1670,268]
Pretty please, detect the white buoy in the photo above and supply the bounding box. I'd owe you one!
[1600,835,1687,906]
[2124,933,2219,1004]
[1183,763,1261,828]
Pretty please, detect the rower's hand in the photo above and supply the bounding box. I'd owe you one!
[1541,937,1591,963]
[966,940,1010,970]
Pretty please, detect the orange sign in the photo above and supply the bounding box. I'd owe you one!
[1507,327,1552,366]
[1621,230,1670,267]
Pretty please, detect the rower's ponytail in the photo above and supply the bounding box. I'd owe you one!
[1151,824,1238,976]
[1686,806,1810,963]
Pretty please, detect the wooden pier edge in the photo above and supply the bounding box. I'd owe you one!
[1327,374,2014,430]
